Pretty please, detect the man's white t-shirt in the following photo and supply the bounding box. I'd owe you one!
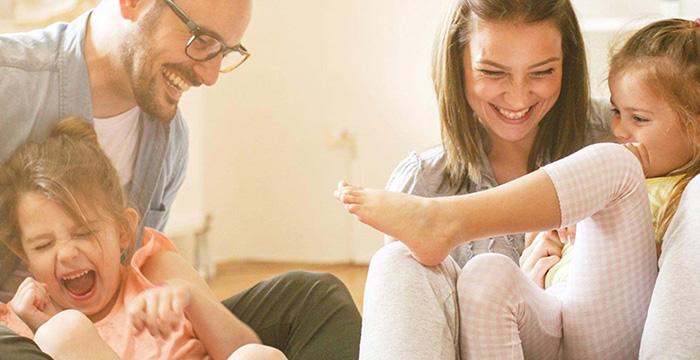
[93,107,141,187]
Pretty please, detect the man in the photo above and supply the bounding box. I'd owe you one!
[0,1,361,359]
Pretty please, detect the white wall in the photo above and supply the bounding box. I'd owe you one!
[188,1,446,264]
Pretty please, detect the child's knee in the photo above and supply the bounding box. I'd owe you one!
[34,310,93,350]
[229,344,287,360]
[458,254,522,305]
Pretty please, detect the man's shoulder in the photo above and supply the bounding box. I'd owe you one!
[0,22,68,72]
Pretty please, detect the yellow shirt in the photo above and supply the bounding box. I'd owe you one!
[544,175,683,289]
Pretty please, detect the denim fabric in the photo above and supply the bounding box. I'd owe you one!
[0,10,188,292]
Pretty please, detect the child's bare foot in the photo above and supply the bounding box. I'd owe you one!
[334,181,457,266]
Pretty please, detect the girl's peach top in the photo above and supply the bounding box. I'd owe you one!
[0,228,211,360]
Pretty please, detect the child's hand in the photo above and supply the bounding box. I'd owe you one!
[520,230,563,289]
[9,277,60,332]
[127,282,191,339]
[555,225,576,245]
[623,142,651,177]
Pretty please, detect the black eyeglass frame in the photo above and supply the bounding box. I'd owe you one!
[163,0,250,73]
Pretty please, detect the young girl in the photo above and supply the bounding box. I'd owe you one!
[0,118,286,360]
[337,18,700,359]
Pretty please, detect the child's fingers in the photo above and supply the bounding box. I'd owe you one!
[157,291,174,322]
[524,232,539,248]
[131,312,145,335]
[127,297,147,334]
[33,282,50,311]
[144,295,162,338]
[520,231,561,272]
[555,226,576,245]
[171,292,187,317]
[566,225,576,244]
[156,292,176,338]
[532,255,561,288]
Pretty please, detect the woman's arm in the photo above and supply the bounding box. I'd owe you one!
[140,250,260,360]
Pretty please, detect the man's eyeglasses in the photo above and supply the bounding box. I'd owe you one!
[164,0,250,73]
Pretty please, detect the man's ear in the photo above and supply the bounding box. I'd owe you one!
[120,207,140,248]
[118,0,149,21]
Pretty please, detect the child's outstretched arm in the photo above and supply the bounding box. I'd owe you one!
[139,250,261,360]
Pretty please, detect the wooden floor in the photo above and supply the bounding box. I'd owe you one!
[207,261,369,310]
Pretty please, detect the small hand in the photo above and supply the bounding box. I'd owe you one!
[8,277,60,332]
[127,282,191,339]
[555,225,576,245]
[623,142,651,177]
[520,230,563,289]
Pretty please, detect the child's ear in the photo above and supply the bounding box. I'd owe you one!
[120,208,140,248]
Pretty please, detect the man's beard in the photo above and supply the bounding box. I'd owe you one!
[119,7,177,123]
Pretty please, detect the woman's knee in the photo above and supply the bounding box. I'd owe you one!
[370,241,431,273]
[367,241,460,296]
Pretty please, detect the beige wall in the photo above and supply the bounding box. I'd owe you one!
[181,1,447,264]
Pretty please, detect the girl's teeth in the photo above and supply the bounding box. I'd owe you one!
[62,270,89,280]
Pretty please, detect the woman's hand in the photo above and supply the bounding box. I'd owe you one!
[127,281,192,339]
[520,230,564,289]
[9,277,60,332]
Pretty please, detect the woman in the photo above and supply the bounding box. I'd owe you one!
[359,0,610,358]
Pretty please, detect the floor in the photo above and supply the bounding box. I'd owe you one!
[207,261,369,310]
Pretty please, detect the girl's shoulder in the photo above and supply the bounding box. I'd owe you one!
[129,228,183,286]
[135,229,209,291]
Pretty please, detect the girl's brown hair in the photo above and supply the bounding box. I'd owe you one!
[0,117,134,262]
[433,0,589,188]
[609,19,700,241]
